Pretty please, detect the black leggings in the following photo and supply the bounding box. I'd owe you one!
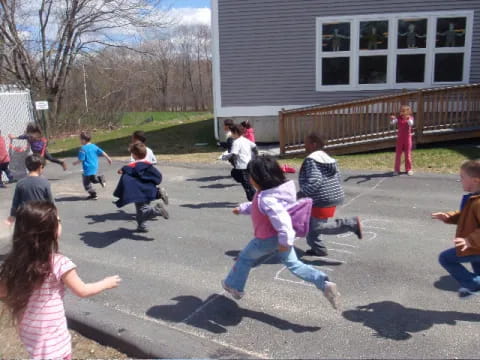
[34,150,64,166]
[231,168,255,201]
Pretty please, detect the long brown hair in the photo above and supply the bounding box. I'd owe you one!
[0,201,59,320]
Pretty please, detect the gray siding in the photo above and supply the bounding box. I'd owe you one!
[218,0,480,107]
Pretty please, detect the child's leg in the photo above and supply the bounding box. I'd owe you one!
[439,248,480,291]
[306,217,329,255]
[279,246,330,291]
[405,136,413,172]
[472,261,480,276]
[3,163,14,182]
[394,139,402,172]
[239,170,255,201]
[82,175,96,196]
[224,237,277,292]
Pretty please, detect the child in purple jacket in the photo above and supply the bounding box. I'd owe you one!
[222,155,340,310]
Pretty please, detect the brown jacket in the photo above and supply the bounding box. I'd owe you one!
[446,194,480,257]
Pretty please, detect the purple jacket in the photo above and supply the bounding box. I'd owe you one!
[238,180,297,246]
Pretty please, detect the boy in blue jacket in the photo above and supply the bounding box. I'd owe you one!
[114,142,169,232]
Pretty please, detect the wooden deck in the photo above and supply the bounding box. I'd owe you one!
[279,84,480,155]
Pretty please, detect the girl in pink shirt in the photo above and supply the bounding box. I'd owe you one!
[240,120,256,143]
[0,201,121,360]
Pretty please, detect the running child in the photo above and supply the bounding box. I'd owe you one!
[0,201,121,360]
[222,124,257,201]
[0,130,14,187]
[240,120,256,143]
[390,105,414,175]
[72,131,111,200]
[298,133,362,257]
[222,155,340,309]
[9,122,67,171]
[114,142,169,233]
[8,155,53,225]
[435,159,480,298]
[129,130,168,205]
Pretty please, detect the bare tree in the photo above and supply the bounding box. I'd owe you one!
[0,0,166,132]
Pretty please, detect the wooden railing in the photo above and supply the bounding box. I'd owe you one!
[279,83,480,155]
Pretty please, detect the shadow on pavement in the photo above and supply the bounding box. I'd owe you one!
[181,202,238,209]
[342,301,480,340]
[186,175,231,182]
[343,172,395,184]
[147,295,321,334]
[79,228,154,248]
[85,210,135,224]
[434,275,458,292]
[199,183,237,189]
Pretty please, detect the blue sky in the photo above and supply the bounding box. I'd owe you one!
[166,0,210,8]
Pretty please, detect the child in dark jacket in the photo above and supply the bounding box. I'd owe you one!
[298,133,362,257]
[114,143,169,232]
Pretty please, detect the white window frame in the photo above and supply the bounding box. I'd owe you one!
[315,10,474,91]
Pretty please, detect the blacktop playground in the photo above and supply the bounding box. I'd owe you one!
[1,158,480,359]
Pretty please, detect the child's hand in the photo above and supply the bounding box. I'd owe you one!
[103,275,121,289]
[232,207,240,215]
[278,245,290,252]
[107,158,112,165]
[389,114,396,120]
[454,237,471,251]
[8,134,14,139]
[117,169,123,175]
[432,212,450,222]
[5,216,14,226]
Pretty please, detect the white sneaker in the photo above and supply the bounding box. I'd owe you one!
[324,281,340,310]
[221,280,244,300]
[458,287,480,299]
[407,170,414,176]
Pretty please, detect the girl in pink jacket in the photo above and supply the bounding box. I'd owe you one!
[390,105,414,175]
[241,120,256,143]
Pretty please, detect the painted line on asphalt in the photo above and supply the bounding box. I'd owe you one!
[330,241,359,248]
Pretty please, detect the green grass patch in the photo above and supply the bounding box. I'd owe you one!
[49,112,215,157]
[282,141,480,174]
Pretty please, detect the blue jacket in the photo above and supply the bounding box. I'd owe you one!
[113,162,162,208]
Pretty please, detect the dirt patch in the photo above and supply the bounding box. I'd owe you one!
[0,307,127,359]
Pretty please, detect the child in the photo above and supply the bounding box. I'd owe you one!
[222,124,257,201]
[72,131,111,200]
[0,201,121,360]
[434,159,480,298]
[8,155,53,225]
[0,130,14,187]
[222,155,340,309]
[240,120,256,143]
[9,122,67,171]
[390,105,414,176]
[114,142,169,232]
[129,130,168,205]
[298,133,362,257]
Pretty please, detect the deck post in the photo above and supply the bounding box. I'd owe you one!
[416,90,425,145]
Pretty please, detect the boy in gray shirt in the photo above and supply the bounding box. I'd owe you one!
[8,155,53,224]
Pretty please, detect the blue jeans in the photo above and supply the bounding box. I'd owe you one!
[439,248,480,291]
[224,236,329,293]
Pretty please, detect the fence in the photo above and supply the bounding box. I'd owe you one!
[279,83,480,155]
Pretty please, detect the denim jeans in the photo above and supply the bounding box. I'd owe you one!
[306,217,357,253]
[439,247,480,291]
[224,236,329,293]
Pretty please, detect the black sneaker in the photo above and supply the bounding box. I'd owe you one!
[99,175,106,188]
[304,249,329,257]
[86,193,98,200]
[135,226,148,233]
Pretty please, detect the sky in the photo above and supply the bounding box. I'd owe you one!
[163,0,211,26]
[166,0,211,8]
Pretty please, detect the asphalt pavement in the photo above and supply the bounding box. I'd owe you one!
[1,158,480,359]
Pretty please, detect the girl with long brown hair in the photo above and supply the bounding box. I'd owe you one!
[0,201,121,359]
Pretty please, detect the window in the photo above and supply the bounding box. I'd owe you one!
[316,11,473,91]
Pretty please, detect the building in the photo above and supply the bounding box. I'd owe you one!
[212,0,478,142]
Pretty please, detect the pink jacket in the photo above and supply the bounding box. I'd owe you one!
[244,128,256,143]
[0,136,9,163]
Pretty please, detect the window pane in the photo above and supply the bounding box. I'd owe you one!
[322,57,350,85]
[436,17,466,47]
[359,56,387,84]
[435,53,464,82]
[359,21,388,50]
[398,19,427,49]
[396,55,425,83]
[322,23,350,52]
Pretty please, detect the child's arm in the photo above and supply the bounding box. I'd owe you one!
[298,158,325,196]
[407,116,414,127]
[63,269,121,298]
[102,151,112,165]
[72,160,81,166]
[260,196,296,248]
[432,211,460,224]
[234,202,252,215]
[390,114,398,125]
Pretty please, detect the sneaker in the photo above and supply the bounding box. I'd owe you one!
[99,175,106,188]
[393,171,399,176]
[155,202,170,219]
[458,287,480,299]
[352,216,363,239]
[304,249,329,257]
[86,193,98,200]
[407,170,414,176]
[61,161,67,171]
[323,281,340,310]
[158,187,169,205]
[221,280,244,300]
[0,183,5,188]
[135,226,148,233]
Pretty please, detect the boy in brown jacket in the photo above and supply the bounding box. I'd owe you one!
[433,159,480,298]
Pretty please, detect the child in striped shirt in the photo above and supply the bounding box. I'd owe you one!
[0,201,121,360]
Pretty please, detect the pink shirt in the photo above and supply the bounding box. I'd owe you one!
[243,128,255,143]
[0,136,9,163]
[19,254,76,360]
[251,193,277,239]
